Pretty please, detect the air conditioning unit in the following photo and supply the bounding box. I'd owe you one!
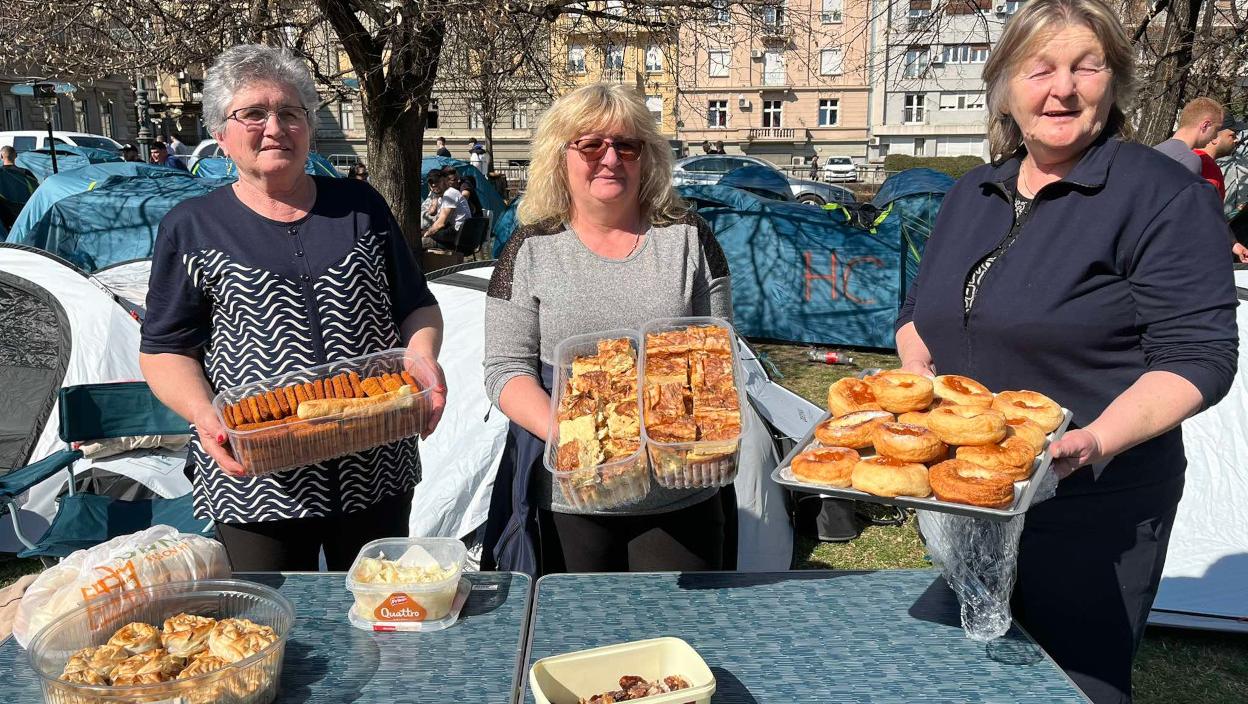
[995,3,1010,13]
[820,10,842,22]
[738,97,752,109]
[869,136,881,146]
[750,49,765,59]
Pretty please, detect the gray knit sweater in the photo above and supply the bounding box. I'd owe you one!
[484,213,733,515]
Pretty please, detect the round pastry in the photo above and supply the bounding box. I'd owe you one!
[927,405,1008,446]
[870,422,948,464]
[826,377,883,417]
[866,371,935,413]
[896,410,930,427]
[208,618,278,663]
[851,456,931,498]
[813,410,894,449]
[162,614,215,658]
[110,649,184,686]
[791,446,860,487]
[933,375,994,408]
[992,390,1064,433]
[929,459,1016,508]
[107,621,161,655]
[177,654,230,680]
[955,436,1036,481]
[88,644,130,680]
[1005,417,1048,456]
[60,668,108,685]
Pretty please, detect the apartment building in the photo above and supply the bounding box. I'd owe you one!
[675,0,871,167]
[0,75,137,145]
[867,0,1021,161]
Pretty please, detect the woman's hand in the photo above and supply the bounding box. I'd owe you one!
[412,356,447,439]
[192,406,247,477]
[1048,428,1105,479]
[900,359,937,378]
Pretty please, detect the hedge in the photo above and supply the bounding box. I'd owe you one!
[883,154,986,180]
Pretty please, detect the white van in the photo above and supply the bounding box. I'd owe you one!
[0,131,124,154]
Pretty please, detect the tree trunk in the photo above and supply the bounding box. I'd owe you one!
[367,106,430,252]
[1135,0,1204,145]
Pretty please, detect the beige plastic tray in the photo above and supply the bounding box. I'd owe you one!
[530,637,715,704]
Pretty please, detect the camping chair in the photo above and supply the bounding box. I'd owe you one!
[426,216,491,263]
[0,382,211,561]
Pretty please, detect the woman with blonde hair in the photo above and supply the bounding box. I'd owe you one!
[895,1,1236,701]
[482,82,732,575]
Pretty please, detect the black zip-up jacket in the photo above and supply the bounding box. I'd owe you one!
[897,131,1238,495]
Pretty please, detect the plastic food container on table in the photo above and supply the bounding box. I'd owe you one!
[543,329,651,511]
[345,537,468,632]
[27,579,294,704]
[529,637,715,704]
[640,317,751,490]
[212,348,436,476]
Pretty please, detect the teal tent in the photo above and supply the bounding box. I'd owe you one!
[869,168,955,297]
[15,146,122,182]
[190,152,344,180]
[491,198,521,257]
[718,165,794,202]
[5,169,222,272]
[419,156,507,220]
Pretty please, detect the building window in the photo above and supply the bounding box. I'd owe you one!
[762,99,783,128]
[605,0,624,13]
[946,0,990,15]
[101,101,114,137]
[818,98,839,126]
[914,137,927,156]
[904,93,926,123]
[938,92,985,110]
[468,102,483,130]
[820,47,844,76]
[760,4,784,30]
[708,0,730,24]
[903,47,930,78]
[76,99,89,132]
[997,0,1023,13]
[567,45,586,74]
[2,95,22,130]
[763,50,786,85]
[338,101,354,130]
[426,99,439,128]
[512,106,529,129]
[708,100,729,128]
[941,44,990,64]
[708,49,730,78]
[645,45,663,73]
[605,45,625,80]
[908,0,932,16]
[646,95,663,125]
[821,0,843,23]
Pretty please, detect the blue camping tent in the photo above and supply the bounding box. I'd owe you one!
[5,169,222,272]
[189,152,344,181]
[718,165,794,202]
[870,168,955,297]
[419,156,507,220]
[491,198,522,257]
[15,146,123,182]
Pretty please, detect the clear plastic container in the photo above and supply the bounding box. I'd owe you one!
[27,579,294,704]
[345,538,467,632]
[640,317,751,489]
[543,330,651,511]
[212,348,436,476]
[529,637,715,704]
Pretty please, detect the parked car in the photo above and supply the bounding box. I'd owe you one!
[821,156,858,183]
[186,139,224,169]
[0,131,123,154]
[673,154,854,205]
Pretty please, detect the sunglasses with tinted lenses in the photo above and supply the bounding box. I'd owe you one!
[567,137,643,161]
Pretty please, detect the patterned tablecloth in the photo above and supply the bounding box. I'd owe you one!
[524,570,1089,703]
[0,570,531,703]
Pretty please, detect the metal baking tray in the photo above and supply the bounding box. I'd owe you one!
[771,408,1073,522]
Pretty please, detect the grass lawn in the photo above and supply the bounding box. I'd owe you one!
[1,341,1242,702]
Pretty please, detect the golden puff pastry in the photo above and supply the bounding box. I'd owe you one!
[61,647,96,677]
[208,618,278,663]
[59,667,108,685]
[89,644,131,679]
[177,653,230,679]
[110,648,185,685]
[161,614,215,658]
[107,621,161,655]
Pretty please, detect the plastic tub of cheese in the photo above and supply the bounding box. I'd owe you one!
[212,348,437,476]
[529,637,715,704]
[543,329,650,511]
[640,317,751,489]
[345,537,468,632]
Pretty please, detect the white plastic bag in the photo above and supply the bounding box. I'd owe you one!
[918,469,1060,642]
[13,525,229,648]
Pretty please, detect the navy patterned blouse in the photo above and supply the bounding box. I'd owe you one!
[141,176,437,524]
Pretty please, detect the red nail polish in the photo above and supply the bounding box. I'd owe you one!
[217,433,226,444]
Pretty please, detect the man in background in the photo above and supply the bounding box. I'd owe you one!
[1194,115,1243,201]
[149,141,187,171]
[1154,97,1223,175]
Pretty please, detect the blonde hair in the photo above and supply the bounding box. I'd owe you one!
[518,83,687,226]
[982,0,1136,161]
[1177,97,1223,128]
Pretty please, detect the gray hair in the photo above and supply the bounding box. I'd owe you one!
[202,44,319,136]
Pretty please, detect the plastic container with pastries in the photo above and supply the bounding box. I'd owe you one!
[640,317,751,490]
[543,329,650,511]
[345,537,467,632]
[529,637,715,704]
[212,348,436,476]
[27,579,294,704]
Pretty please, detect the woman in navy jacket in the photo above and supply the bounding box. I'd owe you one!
[896,2,1237,702]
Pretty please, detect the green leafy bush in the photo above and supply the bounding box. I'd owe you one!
[883,154,987,179]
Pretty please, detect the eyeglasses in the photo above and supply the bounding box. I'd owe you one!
[567,137,643,162]
[227,106,309,130]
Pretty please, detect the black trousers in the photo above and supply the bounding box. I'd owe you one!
[215,489,414,572]
[1012,476,1183,704]
[538,493,725,573]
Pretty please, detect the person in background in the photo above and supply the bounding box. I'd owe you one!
[468,137,490,176]
[121,144,143,162]
[809,155,820,180]
[436,136,452,158]
[1153,97,1223,175]
[1194,115,1243,201]
[421,169,471,248]
[440,165,461,191]
[149,141,188,171]
[482,82,733,576]
[0,145,37,229]
[168,135,191,156]
[140,44,445,572]
[459,174,484,218]
[1,145,35,181]
[896,1,1237,701]
[348,162,369,181]
[701,140,713,155]
[713,140,726,154]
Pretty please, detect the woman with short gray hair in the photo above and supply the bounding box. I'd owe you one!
[140,44,446,571]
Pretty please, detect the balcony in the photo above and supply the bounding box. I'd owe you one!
[762,71,788,87]
[747,127,801,141]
